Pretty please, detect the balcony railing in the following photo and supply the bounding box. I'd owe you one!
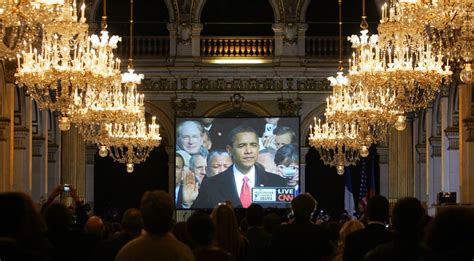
[115,36,350,59]
[305,36,351,57]
[201,36,274,57]
[117,36,169,58]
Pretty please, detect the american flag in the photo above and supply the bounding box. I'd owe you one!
[359,154,376,210]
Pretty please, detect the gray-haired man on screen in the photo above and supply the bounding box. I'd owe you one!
[192,125,287,209]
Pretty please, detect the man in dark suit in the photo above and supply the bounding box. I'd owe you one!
[343,195,393,261]
[192,125,287,209]
[272,193,332,261]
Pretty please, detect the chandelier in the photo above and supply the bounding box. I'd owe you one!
[15,0,89,131]
[347,11,452,113]
[0,0,74,59]
[98,115,161,173]
[422,0,473,84]
[325,83,404,146]
[309,118,361,175]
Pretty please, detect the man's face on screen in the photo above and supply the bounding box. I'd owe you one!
[176,156,184,184]
[178,122,203,154]
[275,132,293,149]
[228,132,259,174]
[208,154,233,177]
[191,155,207,183]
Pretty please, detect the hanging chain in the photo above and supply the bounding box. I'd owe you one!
[338,0,343,71]
[129,0,134,68]
[360,0,368,30]
[101,0,108,30]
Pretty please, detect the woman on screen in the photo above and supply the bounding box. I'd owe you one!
[274,144,299,188]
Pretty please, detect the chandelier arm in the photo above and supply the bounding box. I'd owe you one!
[129,0,134,69]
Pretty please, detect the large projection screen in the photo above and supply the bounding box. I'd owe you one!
[174,117,300,209]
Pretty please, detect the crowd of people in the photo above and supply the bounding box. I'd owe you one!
[175,118,300,209]
[1,187,473,261]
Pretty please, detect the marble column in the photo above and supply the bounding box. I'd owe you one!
[60,126,86,205]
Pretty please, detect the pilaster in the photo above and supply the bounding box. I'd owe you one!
[444,127,460,199]
[388,120,414,204]
[459,82,473,204]
[0,117,11,192]
[85,145,97,204]
[32,138,46,201]
[61,126,86,205]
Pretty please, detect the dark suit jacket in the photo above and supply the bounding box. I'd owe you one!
[192,164,287,208]
[343,223,393,261]
[272,220,332,261]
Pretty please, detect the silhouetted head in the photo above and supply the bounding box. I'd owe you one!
[291,193,317,220]
[246,204,264,227]
[392,197,424,236]
[187,212,214,247]
[367,195,389,222]
[140,191,174,235]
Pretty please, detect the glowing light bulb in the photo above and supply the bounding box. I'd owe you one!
[360,145,370,157]
[337,165,345,175]
[58,116,70,131]
[394,115,407,131]
[98,145,108,157]
[126,163,134,173]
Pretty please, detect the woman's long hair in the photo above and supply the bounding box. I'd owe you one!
[211,204,241,257]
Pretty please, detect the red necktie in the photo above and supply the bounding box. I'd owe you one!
[240,176,251,208]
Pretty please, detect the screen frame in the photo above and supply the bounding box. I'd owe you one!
[174,116,301,210]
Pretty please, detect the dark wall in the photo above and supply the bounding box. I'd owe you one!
[305,145,380,217]
[94,145,169,220]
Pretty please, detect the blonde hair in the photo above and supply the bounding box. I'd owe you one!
[334,220,365,261]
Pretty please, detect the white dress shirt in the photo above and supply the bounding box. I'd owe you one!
[233,165,255,197]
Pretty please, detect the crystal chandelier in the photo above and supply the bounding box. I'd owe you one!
[0,0,75,59]
[422,0,473,84]
[15,0,89,131]
[308,0,367,174]
[347,1,452,113]
[325,84,403,146]
[309,118,361,175]
[91,0,160,173]
[99,115,162,173]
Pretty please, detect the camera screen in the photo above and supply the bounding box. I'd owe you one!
[63,186,70,192]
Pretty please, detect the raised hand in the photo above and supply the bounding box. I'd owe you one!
[182,170,199,207]
[49,185,63,200]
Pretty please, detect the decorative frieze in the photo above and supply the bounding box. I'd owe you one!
[139,78,331,92]
[278,97,302,116]
[172,97,196,116]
